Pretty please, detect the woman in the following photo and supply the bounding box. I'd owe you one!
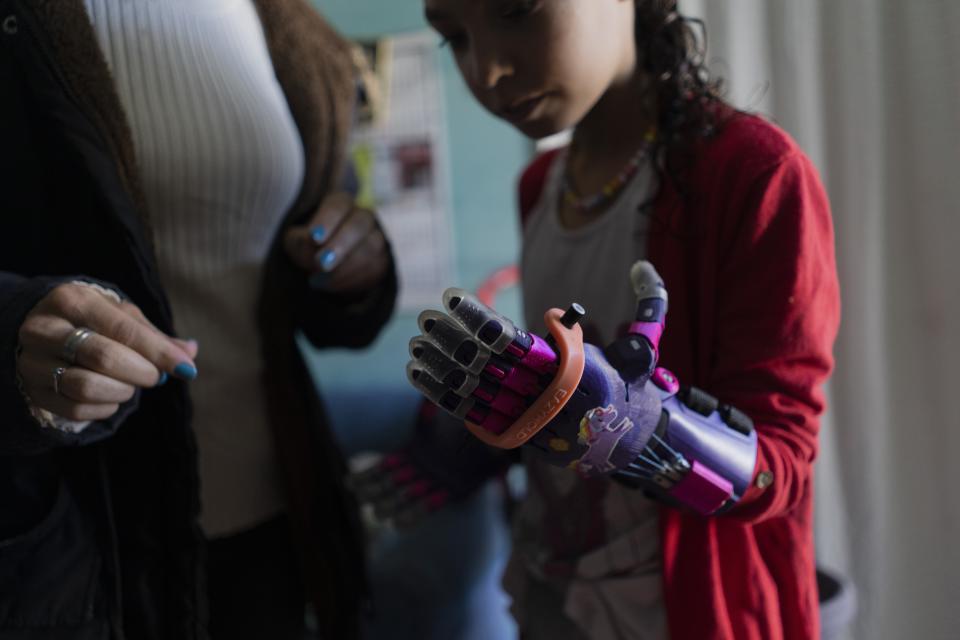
[0,0,395,638]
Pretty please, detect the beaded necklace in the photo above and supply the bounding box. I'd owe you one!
[562,128,656,215]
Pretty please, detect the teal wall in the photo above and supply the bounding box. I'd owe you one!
[306,1,532,391]
[315,0,424,38]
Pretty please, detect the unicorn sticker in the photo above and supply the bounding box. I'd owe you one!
[571,404,634,476]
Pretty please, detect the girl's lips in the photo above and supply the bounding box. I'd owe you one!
[501,94,547,122]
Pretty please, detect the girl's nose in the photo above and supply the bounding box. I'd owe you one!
[469,41,513,90]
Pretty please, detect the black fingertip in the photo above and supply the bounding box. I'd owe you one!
[453,341,478,366]
[444,370,467,389]
[412,346,424,359]
[478,320,503,345]
[423,319,436,333]
[411,369,422,381]
[447,296,462,310]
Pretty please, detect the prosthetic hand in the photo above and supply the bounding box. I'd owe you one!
[406,261,759,515]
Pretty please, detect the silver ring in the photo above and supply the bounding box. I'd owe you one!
[62,327,95,364]
[53,366,67,396]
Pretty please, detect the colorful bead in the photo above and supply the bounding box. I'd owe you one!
[562,131,656,214]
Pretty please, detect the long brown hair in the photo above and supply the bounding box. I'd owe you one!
[635,0,725,191]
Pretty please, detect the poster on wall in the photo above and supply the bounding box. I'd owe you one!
[349,31,456,311]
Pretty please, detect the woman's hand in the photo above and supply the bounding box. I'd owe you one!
[283,191,390,294]
[16,283,199,422]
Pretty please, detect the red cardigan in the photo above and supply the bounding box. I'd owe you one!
[518,114,841,639]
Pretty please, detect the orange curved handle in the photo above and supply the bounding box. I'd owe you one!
[465,308,586,449]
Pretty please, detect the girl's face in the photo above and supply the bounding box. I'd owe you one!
[424,0,638,139]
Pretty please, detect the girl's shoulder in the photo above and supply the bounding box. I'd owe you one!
[699,110,808,180]
[516,112,814,224]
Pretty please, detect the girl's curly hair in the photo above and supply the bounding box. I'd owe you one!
[635,1,725,191]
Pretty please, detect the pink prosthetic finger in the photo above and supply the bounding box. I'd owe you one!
[627,260,668,356]
[405,362,514,434]
[409,339,528,417]
[482,353,546,398]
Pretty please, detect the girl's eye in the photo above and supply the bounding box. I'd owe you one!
[500,0,540,20]
[438,33,468,52]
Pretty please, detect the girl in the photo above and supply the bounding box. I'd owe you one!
[419,0,840,638]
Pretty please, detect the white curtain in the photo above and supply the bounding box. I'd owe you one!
[678,1,960,638]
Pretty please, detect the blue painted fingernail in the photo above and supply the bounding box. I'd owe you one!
[317,249,337,271]
[311,225,327,243]
[156,372,169,386]
[174,363,198,380]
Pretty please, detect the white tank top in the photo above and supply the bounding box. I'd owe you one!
[506,148,668,639]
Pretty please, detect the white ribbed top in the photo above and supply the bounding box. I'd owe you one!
[84,0,305,537]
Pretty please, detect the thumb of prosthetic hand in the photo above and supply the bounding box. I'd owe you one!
[406,261,669,478]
